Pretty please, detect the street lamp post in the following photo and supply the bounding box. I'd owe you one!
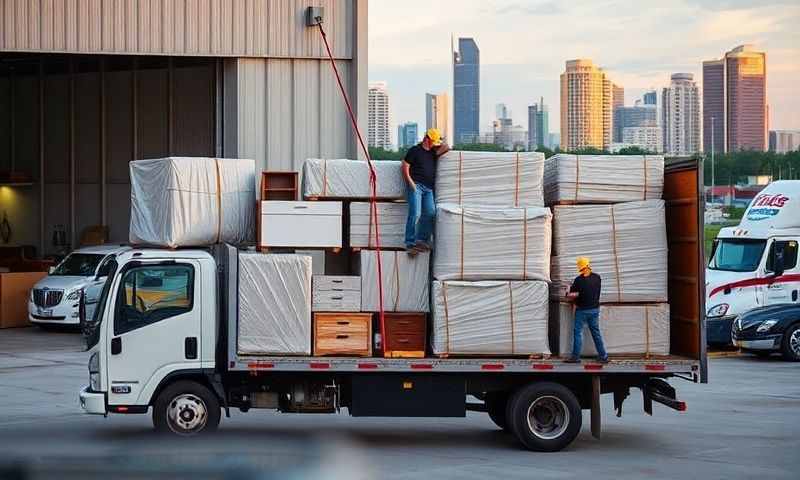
[710,116,715,206]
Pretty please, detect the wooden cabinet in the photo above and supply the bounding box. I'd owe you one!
[260,171,298,201]
[313,313,372,357]
[259,201,342,249]
[383,313,427,358]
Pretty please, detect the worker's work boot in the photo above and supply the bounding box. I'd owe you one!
[596,356,609,364]
[415,240,432,251]
[563,356,581,364]
[405,245,419,257]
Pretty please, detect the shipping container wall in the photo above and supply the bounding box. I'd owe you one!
[0,0,353,59]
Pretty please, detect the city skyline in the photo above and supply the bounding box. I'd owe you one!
[369,0,799,143]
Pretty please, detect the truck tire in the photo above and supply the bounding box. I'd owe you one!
[152,380,220,435]
[781,324,800,361]
[507,382,582,452]
[485,392,510,432]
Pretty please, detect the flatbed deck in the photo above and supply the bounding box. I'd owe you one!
[234,355,699,377]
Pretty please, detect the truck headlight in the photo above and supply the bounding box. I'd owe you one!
[88,352,99,373]
[756,320,778,333]
[67,289,81,301]
[707,304,729,318]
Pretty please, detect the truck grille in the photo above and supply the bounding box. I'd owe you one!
[32,289,63,308]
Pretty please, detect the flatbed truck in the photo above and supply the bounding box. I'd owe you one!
[79,158,707,452]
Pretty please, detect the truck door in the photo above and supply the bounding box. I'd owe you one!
[106,260,202,406]
[765,239,799,305]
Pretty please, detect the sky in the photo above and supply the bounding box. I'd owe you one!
[368,0,800,146]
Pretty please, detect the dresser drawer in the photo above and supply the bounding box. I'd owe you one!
[261,201,341,216]
[313,313,372,356]
[383,313,426,358]
[384,313,427,335]
[312,290,361,312]
[260,212,342,248]
[313,275,361,292]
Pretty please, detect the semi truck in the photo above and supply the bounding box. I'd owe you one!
[706,180,800,345]
[78,158,706,452]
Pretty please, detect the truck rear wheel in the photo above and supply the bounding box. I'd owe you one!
[153,380,220,435]
[507,382,582,452]
[484,391,510,432]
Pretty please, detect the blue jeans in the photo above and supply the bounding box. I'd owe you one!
[405,183,435,247]
[571,308,608,359]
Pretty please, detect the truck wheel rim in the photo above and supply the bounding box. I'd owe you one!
[167,394,208,434]
[526,395,569,440]
[791,329,800,356]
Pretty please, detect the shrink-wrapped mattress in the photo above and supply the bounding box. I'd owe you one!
[357,250,430,312]
[237,253,312,355]
[543,154,663,205]
[551,200,667,303]
[549,302,670,356]
[129,157,255,247]
[433,204,551,281]
[349,202,408,249]
[431,280,550,356]
[302,159,405,199]
[436,150,545,207]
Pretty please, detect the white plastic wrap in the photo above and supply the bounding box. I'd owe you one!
[549,302,670,356]
[237,253,312,355]
[431,281,550,356]
[551,200,667,303]
[302,159,405,199]
[435,150,545,207]
[358,250,430,312]
[433,204,551,281]
[543,154,664,205]
[129,157,256,247]
[349,202,408,249]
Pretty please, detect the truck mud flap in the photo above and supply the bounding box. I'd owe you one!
[643,378,687,414]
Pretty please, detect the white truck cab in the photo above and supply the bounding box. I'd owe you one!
[29,245,130,326]
[81,248,218,417]
[706,180,800,344]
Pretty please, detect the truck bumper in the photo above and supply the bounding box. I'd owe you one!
[80,386,107,415]
[706,316,736,345]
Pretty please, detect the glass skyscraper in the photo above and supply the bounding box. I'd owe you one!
[453,38,480,144]
[397,122,418,149]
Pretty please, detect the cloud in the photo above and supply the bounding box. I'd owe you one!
[494,1,565,16]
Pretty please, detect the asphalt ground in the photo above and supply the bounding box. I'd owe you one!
[0,326,798,479]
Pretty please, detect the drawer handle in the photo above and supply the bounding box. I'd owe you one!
[331,279,343,283]
[331,296,343,300]
[336,334,349,339]
[398,338,409,344]
[397,321,410,326]
[293,205,309,209]
[337,321,350,325]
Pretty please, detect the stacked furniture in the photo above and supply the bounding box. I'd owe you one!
[545,154,670,358]
[431,151,552,357]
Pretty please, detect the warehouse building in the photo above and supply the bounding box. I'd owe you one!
[0,0,367,258]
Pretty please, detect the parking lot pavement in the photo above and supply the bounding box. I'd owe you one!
[0,327,798,479]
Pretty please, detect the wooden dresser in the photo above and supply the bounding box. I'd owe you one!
[382,313,427,358]
[313,312,372,357]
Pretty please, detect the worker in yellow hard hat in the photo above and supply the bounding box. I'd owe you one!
[564,256,608,364]
[401,128,450,255]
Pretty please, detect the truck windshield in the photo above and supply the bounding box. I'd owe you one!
[708,239,766,272]
[85,259,117,349]
[52,253,104,276]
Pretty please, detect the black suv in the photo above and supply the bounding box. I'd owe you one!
[732,304,800,361]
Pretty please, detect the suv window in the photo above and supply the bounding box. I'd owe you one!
[96,256,115,277]
[114,264,194,336]
[766,240,799,273]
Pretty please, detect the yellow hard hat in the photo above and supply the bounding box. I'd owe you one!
[425,128,443,146]
[576,257,591,272]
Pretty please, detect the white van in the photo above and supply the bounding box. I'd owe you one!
[706,180,800,344]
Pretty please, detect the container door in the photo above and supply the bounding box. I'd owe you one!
[663,157,707,382]
[106,260,202,406]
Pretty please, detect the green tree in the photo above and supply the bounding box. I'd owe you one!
[567,147,609,155]
[616,146,652,155]
[452,143,509,152]
[368,147,407,161]
[535,146,556,158]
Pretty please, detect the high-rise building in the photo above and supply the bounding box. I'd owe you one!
[368,81,391,149]
[769,130,800,153]
[453,37,480,144]
[662,73,701,156]
[613,100,658,143]
[643,90,657,105]
[560,59,615,151]
[527,97,549,150]
[622,126,663,153]
[397,122,418,149]
[703,45,767,153]
[425,93,450,142]
[496,103,510,121]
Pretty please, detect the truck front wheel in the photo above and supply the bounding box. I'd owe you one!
[507,382,582,452]
[152,380,220,435]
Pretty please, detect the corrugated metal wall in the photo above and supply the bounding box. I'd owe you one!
[225,57,355,171]
[0,0,352,59]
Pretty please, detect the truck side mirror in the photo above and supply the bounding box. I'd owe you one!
[771,243,786,278]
